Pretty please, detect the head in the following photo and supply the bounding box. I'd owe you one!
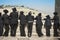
[53,12,58,16]
[20,11,24,15]
[3,9,8,14]
[46,15,50,19]
[28,11,32,15]
[38,13,41,16]
[12,7,17,12]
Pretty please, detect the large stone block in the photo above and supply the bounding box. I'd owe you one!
[55,0,60,23]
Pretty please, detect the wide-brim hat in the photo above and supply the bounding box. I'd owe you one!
[38,13,41,16]
[20,11,24,13]
[12,7,17,11]
[28,11,32,15]
[3,9,8,13]
[46,15,50,18]
[53,12,58,15]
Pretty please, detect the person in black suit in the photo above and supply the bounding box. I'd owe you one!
[10,8,18,36]
[53,12,59,37]
[19,11,26,37]
[26,11,34,37]
[44,15,52,36]
[0,13,4,36]
[35,13,43,37]
[3,9,10,36]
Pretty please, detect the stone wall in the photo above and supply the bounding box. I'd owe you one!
[55,0,60,23]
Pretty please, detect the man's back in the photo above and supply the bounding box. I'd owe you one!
[10,12,18,24]
[19,14,26,24]
[26,15,34,23]
[3,14,9,24]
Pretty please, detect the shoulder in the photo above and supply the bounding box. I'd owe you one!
[2,14,5,16]
[3,14,5,15]
[23,15,25,17]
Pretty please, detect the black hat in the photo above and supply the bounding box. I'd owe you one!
[28,11,31,15]
[12,7,17,11]
[3,9,8,13]
[46,15,50,18]
[38,13,41,16]
[20,11,24,14]
[20,11,24,13]
[53,12,58,15]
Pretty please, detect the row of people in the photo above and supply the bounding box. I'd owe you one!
[0,8,59,37]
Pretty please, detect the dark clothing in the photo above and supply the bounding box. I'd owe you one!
[35,16,43,37]
[4,24,9,36]
[10,12,18,24]
[44,19,52,29]
[20,24,26,36]
[53,16,59,29]
[3,14,9,24]
[0,16,4,36]
[46,28,50,36]
[53,15,59,36]
[27,23,33,37]
[19,14,26,36]
[44,18,52,36]
[10,12,18,36]
[19,14,26,25]
[3,14,10,36]
[10,24,18,36]
[54,28,58,36]
[26,15,34,37]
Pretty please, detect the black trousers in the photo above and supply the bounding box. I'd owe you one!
[36,28,43,37]
[0,24,3,36]
[36,24,43,37]
[4,24,9,36]
[53,25,59,37]
[27,23,33,37]
[46,29,50,36]
[54,28,58,36]
[20,24,26,36]
[10,23,18,36]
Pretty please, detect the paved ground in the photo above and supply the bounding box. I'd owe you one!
[0,36,60,40]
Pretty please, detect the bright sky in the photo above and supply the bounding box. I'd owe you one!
[0,0,55,16]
